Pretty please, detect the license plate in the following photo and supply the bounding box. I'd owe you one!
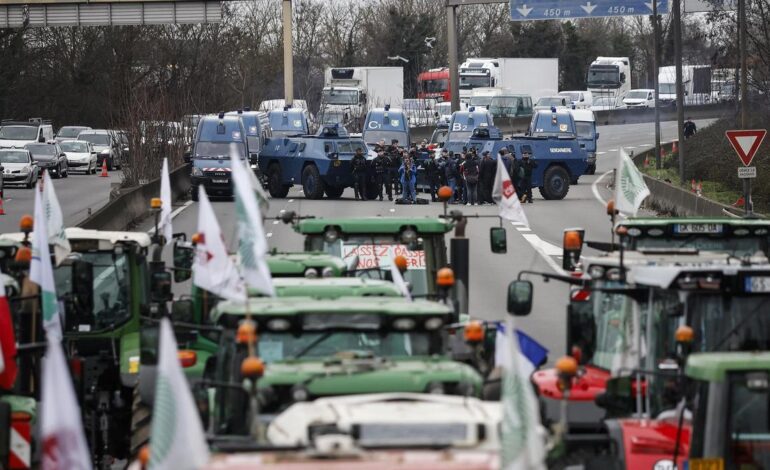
[745,276,770,293]
[333,160,341,167]
[674,223,723,234]
[212,179,229,184]
[688,458,724,470]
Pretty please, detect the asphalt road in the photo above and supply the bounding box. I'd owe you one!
[0,169,122,233]
[138,118,714,363]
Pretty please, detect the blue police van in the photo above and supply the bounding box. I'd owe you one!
[188,113,248,201]
[259,124,367,200]
[444,108,495,155]
[268,107,310,138]
[225,109,271,165]
[569,108,599,175]
[362,106,410,148]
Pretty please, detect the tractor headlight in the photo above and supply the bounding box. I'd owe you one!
[291,385,309,402]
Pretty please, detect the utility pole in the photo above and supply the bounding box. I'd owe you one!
[447,4,460,112]
[282,0,294,106]
[739,0,750,214]
[652,2,662,169]
[673,0,685,185]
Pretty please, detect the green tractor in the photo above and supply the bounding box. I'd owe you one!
[203,296,485,440]
[685,351,770,470]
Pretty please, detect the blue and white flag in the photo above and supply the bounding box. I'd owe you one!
[495,323,548,377]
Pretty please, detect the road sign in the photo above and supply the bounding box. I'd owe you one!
[725,129,767,166]
[509,0,669,20]
[738,166,756,179]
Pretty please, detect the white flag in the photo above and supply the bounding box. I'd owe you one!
[30,172,62,339]
[42,176,70,265]
[159,157,173,246]
[493,157,529,227]
[148,318,210,470]
[389,263,412,301]
[41,337,92,470]
[247,162,270,212]
[193,186,247,303]
[500,318,546,470]
[231,153,275,297]
[615,148,650,216]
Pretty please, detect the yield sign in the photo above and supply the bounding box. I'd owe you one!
[726,129,767,166]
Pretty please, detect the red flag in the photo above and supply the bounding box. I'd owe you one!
[0,276,18,389]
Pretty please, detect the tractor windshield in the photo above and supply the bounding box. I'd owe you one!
[258,329,432,362]
[726,372,770,469]
[54,251,133,331]
[687,294,770,352]
[308,235,431,298]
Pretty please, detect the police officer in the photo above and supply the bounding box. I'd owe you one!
[479,150,496,204]
[387,139,401,195]
[373,149,390,201]
[400,152,417,203]
[351,147,368,200]
[517,146,537,203]
[424,152,441,202]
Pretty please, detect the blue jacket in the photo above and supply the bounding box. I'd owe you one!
[399,162,417,186]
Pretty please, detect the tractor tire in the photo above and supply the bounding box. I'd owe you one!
[129,387,152,460]
[302,165,325,200]
[325,185,345,199]
[539,165,570,200]
[268,163,290,198]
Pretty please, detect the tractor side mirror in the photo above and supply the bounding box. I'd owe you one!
[71,260,94,314]
[171,299,195,324]
[173,242,194,283]
[507,280,532,316]
[489,227,507,254]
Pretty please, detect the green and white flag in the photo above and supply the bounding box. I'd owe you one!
[159,157,173,246]
[30,172,62,339]
[148,318,209,470]
[231,151,275,297]
[615,149,650,216]
[500,318,546,470]
[42,173,70,266]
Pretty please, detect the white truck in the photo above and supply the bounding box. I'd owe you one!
[658,65,713,105]
[458,58,558,104]
[586,56,631,105]
[318,67,404,131]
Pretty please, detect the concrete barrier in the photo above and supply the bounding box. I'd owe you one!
[78,164,191,231]
[632,145,742,217]
[409,102,734,142]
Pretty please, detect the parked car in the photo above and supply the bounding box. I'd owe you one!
[533,95,569,111]
[59,140,97,174]
[0,119,54,148]
[78,129,120,170]
[25,142,68,178]
[622,89,655,108]
[558,90,593,109]
[0,148,38,188]
[590,95,627,112]
[55,125,91,143]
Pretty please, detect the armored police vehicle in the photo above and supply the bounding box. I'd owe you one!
[444,107,495,155]
[569,108,599,175]
[188,113,247,201]
[268,107,310,138]
[259,124,367,200]
[362,105,410,148]
[225,109,271,166]
[463,124,588,200]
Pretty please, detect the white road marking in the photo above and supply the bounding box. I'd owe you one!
[272,220,279,225]
[267,232,273,238]
[591,170,626,220]
[146,200,193,234]
[515,227,531,232]
[596,152,606,155]
[608,148,618,152]
[515,226,566,275]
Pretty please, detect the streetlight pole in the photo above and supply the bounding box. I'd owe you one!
[282,0,294,106]
[652,1,662,169]
[738,0,750,214]
[447,4,460,112]
[673,0,685,185]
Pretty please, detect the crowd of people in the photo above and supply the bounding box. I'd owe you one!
[351,139,537,205]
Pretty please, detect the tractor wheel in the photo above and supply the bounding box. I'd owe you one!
[325,185,345,199]
[268,163,290,198]
[539,165,570,200]
[301,165,325,200]
[129,387,152,460]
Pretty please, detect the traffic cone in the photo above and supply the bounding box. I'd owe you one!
[644,155,650,168]
[734,196,745,207]
[0,197,5,216]
[672,141,678,154]
[99,159,108,177]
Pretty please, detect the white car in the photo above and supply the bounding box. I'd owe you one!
[623,89,655,108]
[591,95,627,112]
[0,148,39,188]
[55,125,91,143]
[533,95,569,111]
[59,140,97,174]
[558,90,593,108]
